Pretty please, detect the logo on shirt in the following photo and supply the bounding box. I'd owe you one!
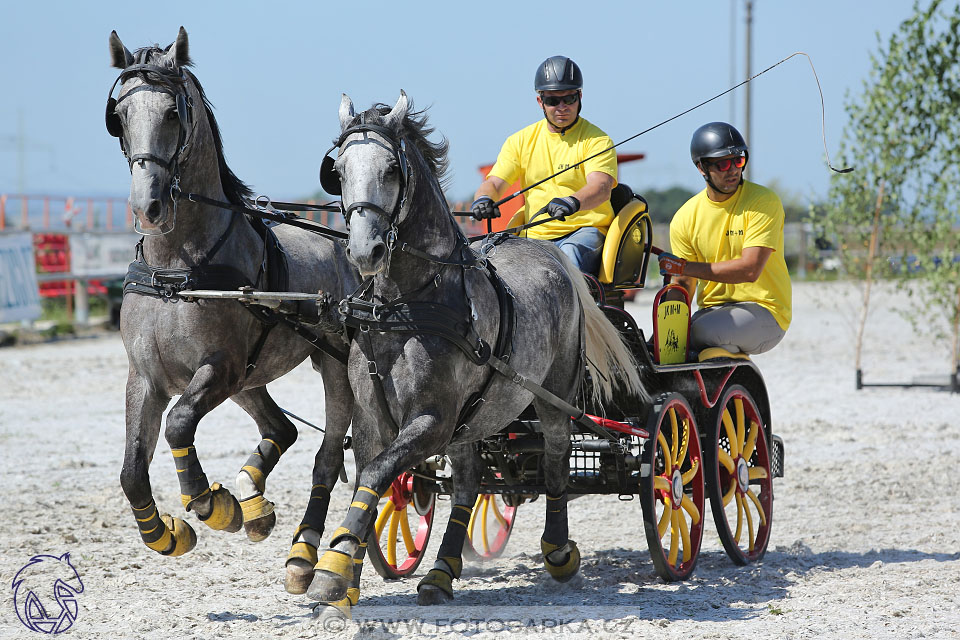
[556,163,573,171]
[725,229,744,237]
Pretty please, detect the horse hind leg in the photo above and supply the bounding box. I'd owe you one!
[231,387,300,542]
[285,352,354,594]
[120,371,196,556]
[417,443,481,606]
[535,401,581,583]
[165,360,244,534]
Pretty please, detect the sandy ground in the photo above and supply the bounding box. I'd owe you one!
[1,280,959,639]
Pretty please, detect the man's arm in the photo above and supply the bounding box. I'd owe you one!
[474,175,508,202]
[570,171,615,211]
[680,246,774,283]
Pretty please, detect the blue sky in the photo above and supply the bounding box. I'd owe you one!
[1,1,911,207]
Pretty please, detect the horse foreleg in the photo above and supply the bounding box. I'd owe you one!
[417,442,481,605]
[165,358,243,534]
[308,411,447,608]
[230,387,298,542]
[119,370,196,556]
[537,403,580,582]
[285,353,354,594]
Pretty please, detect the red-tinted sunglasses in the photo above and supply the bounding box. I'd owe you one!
[705,155,747,172]
[540,92,580,107]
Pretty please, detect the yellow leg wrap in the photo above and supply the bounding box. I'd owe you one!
[160,515,197,557]
[240,494,275,522]
[181,487,210,510]
[196,483,242,532]
[287,541,319,567]
[324,588,360,619]
[541,539,581,583]
[241,465,266,493]
[417,568,454,598]
[315,549,354,582]
[144,525,173,553]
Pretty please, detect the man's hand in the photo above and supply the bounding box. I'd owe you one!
[545,196,580,221]
[470,196,501,220]
[658,252,687,276]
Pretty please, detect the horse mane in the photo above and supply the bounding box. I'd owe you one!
[353,102,452,191]
[129,46,253,206]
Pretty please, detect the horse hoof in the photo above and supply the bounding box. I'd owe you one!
[542,539,581,583]
[243,511,276,542]
[417,584,453,606]
[284,557,314,595]
[197,483,243,533]
[306,570,349,603]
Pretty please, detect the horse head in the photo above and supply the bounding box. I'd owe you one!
[333,92,411,276]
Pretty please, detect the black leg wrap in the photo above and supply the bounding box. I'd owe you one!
[542,491,569,547]
[132,500,172,553]
[435,503,473,579]
[241,438,285,493]
[295,484,331,543]
[172,446,209,507]
[330,486,380,545]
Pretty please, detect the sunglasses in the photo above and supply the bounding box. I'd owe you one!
[540,92,580,107]
[705,155,747,172]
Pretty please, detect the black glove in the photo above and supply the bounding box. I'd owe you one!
[470,196,501,220]
[545,196,580,221]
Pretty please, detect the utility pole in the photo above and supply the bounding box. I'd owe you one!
[744,0,753,179]
[730,0,737,124]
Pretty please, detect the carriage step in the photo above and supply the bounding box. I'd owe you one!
[771,434,785,478]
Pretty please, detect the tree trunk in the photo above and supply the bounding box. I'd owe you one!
[854,181,885,373]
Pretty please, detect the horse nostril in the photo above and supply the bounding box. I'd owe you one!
[145,200,162,221]
[370,243,387,266]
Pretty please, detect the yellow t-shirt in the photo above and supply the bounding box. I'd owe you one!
[488,117,617,240]
[669,182,792,330]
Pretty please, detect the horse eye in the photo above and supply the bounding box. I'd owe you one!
[165,109,178,122]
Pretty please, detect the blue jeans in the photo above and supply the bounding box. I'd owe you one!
[553,227,605,275]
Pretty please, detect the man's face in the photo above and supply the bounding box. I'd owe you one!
[699,154,745,194]
[537,89,580,129]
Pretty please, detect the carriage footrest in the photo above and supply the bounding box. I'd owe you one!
[771,434,784,478]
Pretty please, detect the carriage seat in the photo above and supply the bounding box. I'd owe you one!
[698,347,751,362]
[502,183,652,287]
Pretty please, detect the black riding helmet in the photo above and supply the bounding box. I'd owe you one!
[690,122,749,192]
[535,56,583,91]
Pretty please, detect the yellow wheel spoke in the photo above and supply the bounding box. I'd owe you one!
[744,419,759,461]
[657,499,671,537]
[735,398,745,454]
[746,488,767,527]
[718,448,735,474]
[677,418,690,467]
[491,496,507,527]
[654,476,671,493]
[681,458,699,485]
[657,432,672,474]
[722,408,740,456]
[669,408,679,461]
[387,508,401,565]
[680,494,701,525]
[668,510,680,566]
[481,497,491,553]
[722,477,737,506]
[467,495,484,541]
[399,507,415,555]
[744,493,755,551]
[679,507,691,563]
[748,467,769,481]
[734,493,744,543]
[375,500,396,538]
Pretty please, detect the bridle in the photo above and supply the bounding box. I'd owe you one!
[105,63,195,235]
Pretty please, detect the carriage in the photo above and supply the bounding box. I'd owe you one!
[363,186,785,583]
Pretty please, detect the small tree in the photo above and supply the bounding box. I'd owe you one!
[813,0,960,377]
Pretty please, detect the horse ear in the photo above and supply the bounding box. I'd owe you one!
[109,31,133,69]
[166,26,191,67]
[384,90,409,132]
[339,94,355,131]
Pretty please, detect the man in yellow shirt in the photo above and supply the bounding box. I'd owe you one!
[658,122,791,356]
[471,55,617,274]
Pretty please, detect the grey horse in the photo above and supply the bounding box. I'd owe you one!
[108,28,358,584]
[304,93,649,617]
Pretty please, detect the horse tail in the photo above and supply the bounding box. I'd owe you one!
[560,255,651,406]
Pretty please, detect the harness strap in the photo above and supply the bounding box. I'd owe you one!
[359,328,401,435]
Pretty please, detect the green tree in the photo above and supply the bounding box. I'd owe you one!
[640,185,696,223]
[813,0,960,376]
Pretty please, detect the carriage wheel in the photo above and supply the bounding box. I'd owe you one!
[463,494,518,560]
[705,384,773,565]
[366,471,435,579]
[640,393,705,581]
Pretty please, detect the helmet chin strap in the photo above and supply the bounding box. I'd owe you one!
[541,98,582,135]
[699,160,746,195]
